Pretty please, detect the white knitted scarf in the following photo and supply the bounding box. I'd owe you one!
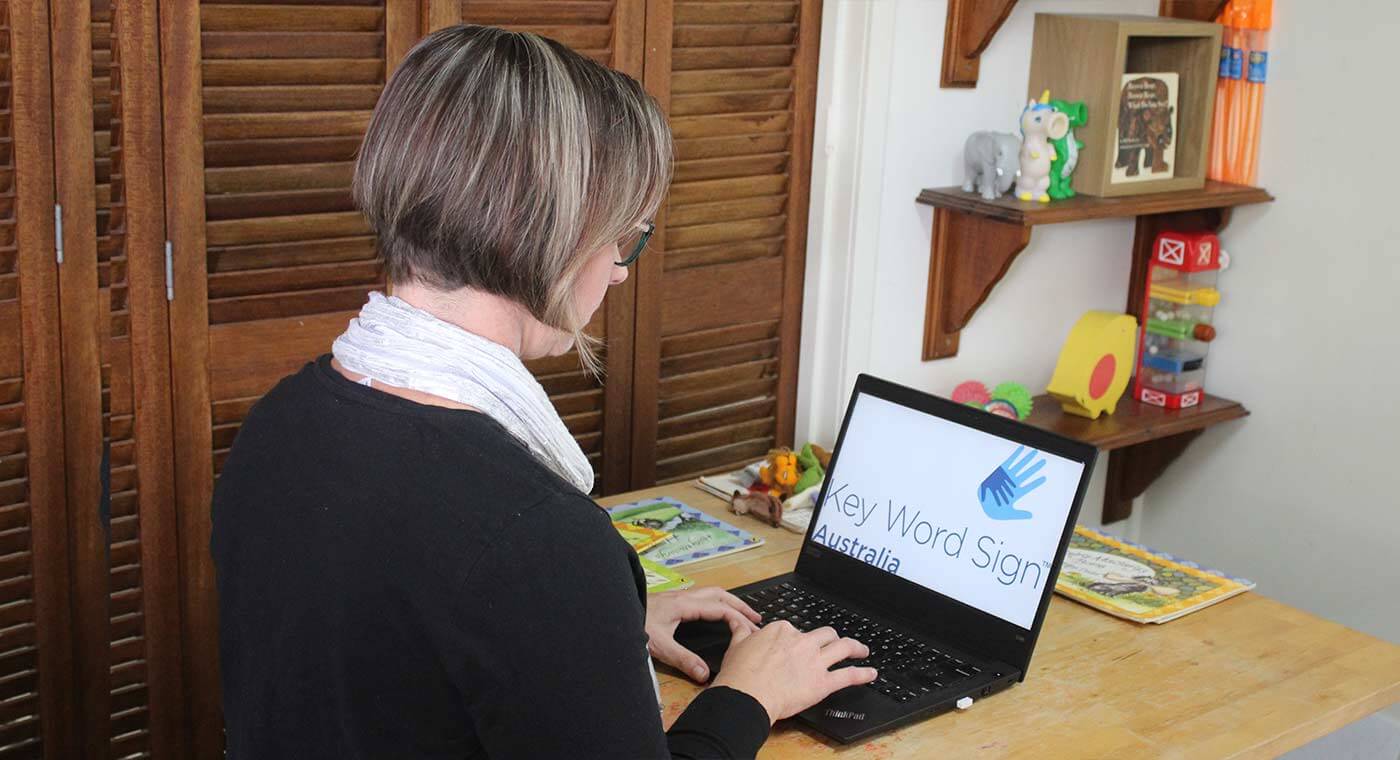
[332,292,593,494]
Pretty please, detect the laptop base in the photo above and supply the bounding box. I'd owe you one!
[674,572,1020,744]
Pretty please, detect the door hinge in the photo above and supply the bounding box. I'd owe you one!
[54,204,63,264]
[164,240,174,301]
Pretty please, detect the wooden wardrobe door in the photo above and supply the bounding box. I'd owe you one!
[103,0,184,756]
[48,1,111,755]
[1,2,80,757]
[158,3,417,755]
[632,0,821,486]
[91,7,132,753]
[42,3,183,756]
[455,1,646,494]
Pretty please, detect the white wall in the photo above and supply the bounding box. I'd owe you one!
[1138,0,1400,745]
[797,0,1400,750]
[797,0,1159,535]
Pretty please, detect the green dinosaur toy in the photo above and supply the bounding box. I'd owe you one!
[792,443,826,495]
[1048,99,1087,200]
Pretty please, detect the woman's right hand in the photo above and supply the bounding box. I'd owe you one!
[711,621,878,723]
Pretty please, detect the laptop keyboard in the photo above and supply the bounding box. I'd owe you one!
[739,583,990,704]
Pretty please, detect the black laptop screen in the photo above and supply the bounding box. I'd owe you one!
[808,392,1086,630]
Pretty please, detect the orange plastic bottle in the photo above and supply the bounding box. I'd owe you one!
[1208,2,1242,182]
[1237,0,1272,184]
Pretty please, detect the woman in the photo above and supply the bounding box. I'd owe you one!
[212,25,876,759]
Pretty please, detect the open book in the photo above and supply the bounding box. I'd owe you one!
[1055,526,1255,624]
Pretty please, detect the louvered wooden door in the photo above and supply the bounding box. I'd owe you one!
[48,1,112,755]
[453,0,646,493]
[100,0,184,757]
[0,2,80,757]
[4,2,189,757]
[631,0,821,486]
[156,2,421,755]
[95,9,146,754]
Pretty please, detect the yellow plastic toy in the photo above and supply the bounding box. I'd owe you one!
[759,448,800,500]
[1046,311,1138,419]
[1148,281,1221,306]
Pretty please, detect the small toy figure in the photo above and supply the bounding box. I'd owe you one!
[1047,98,1087,199]
[1133,231,1224,409]
[792,443,830,495]
[1046,311,1138,419]
[729,443,830,530]
[1016,91,1070,203]
[758,448,799,500]
[730,491,783,528]
[951,381,1034,420]
[962,131,1022,200]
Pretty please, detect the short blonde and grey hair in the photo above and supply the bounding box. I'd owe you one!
[354,25,673,365]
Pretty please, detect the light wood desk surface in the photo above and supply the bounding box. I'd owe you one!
[599,484,1400,759]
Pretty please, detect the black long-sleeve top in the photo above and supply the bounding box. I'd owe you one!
[211,354,770,758]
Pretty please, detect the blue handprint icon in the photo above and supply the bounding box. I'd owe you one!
[978,446,1047,521]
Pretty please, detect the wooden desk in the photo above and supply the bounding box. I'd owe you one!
[600,484,1400,759]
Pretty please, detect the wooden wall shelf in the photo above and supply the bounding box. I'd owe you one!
[917,182,1273,361]
[1026,392,1246,450]
[917,181,1272,226]
[1025,393,1248,523]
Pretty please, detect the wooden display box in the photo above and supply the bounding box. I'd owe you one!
[1027,14,1221,197]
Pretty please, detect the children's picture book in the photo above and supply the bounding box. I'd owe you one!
[607,496,763,568]
[639,557,694,593]
[1055,525,1255,624]
[612,522,671,554]
[1113,72,1179,184]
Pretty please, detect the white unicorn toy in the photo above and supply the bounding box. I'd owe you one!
[1015,91,1070,203]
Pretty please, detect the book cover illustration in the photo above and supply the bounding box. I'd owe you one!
[1113,72,1179,184]
[1055,525,1255,624]
[613,522,672,554]
[607,496,763,568]
[639,557,694,593]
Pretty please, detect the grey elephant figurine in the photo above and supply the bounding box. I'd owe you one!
[962,131,1021,200]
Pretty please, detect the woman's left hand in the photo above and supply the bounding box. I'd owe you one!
[645,587,761,683]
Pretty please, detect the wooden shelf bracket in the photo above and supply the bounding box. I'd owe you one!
[923,208,1030,359]
[1102,429,1205,523]
[940,0,1019,88]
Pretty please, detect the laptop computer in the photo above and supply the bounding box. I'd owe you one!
[674,374,1097,743]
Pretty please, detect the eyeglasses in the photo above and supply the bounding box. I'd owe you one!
[616,220,654,267]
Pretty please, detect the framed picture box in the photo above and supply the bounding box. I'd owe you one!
[1027,14,1222,197]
